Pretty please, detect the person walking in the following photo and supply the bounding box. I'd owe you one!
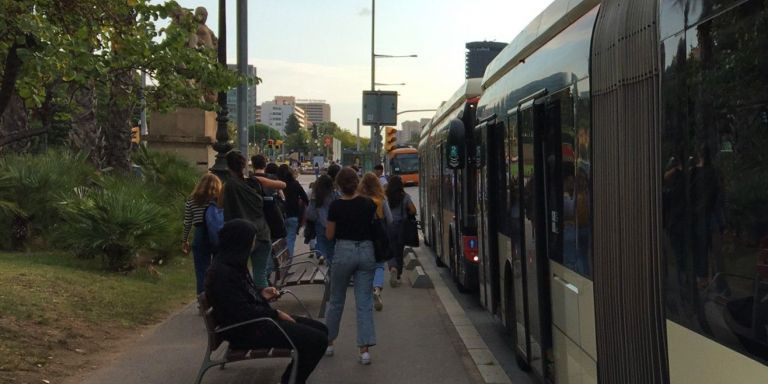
[205,219,328,384]
[373,164,388,188]
[251,155,287,281]
[357,173,392,311]
[385,176,417,287]
[324,167,378,365]
[182,173,222,295]
[314,162,320,179]
[306,175,337,264]
[221,151,286,286]
[277,164,309,261]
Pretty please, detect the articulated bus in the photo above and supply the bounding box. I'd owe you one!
[387,147,420,186]
[418,79,482,290]
[421,0,768,383]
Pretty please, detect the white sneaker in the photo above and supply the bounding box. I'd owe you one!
[373,290,383,311]
[359,351,371,365]
[325,346,334,356]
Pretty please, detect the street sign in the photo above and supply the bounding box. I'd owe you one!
[362,91,397,126]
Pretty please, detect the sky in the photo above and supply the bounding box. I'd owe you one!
[167,0,556,137]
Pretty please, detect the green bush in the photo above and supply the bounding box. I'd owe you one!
[56,175,172,271]
[0,150,95,247]
[131,147,201,258]
[0,148,198,268]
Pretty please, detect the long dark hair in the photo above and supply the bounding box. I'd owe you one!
[277,164,295,183]
[386,175,405,207]
[313,175,334,207]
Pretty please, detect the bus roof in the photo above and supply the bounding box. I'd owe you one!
[481,0,599,90]
[419,78,482,142]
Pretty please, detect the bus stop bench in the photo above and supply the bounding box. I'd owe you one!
[195,293,299,384]
[270,238,331,318]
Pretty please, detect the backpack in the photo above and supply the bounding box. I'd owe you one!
[247,175,287,239]
[204,202,225,250]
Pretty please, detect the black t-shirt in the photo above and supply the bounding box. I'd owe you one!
[283,179,309,218]
[327,196,376,241]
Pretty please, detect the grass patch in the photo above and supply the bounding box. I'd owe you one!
[0,251,195,381]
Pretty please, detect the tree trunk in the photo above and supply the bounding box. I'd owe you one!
[103,71,136,172]
[67,83,107,169]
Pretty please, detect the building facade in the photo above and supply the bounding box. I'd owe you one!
[261,99,307,134]
[296,100,331,125]
[226,64,258,129]
[397,118,430,145]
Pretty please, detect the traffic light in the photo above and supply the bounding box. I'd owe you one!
[385,127,397,153]
[130,127,140,144]
[267,139,274,148]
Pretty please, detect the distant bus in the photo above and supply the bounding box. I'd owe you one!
[388,147,419,186]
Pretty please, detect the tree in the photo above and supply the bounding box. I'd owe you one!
[285,130,309,153]
[248,123,283,145]
[284,113,301,135]
[0,1,243,169]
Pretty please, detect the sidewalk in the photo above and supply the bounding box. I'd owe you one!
[65,240,484,384]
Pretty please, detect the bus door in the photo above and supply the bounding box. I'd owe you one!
[475,120,499,311]
[515,92,554,379]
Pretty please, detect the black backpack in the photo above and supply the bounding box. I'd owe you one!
[247,174,287,239]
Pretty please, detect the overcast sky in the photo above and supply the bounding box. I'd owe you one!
[167,0,555,137]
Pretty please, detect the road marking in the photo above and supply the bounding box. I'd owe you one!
[415,246,512,384]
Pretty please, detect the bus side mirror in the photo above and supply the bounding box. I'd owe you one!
[446,118,465,170]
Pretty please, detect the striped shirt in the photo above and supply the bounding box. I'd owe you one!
[183,199,208,242]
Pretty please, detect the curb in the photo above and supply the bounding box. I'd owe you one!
[415,246,513,384]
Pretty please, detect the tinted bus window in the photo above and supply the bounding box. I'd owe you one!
[662,0,768,364]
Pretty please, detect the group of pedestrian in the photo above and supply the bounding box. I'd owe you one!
[180,154,415,383]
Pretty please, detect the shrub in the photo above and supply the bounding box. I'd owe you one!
[56,175,172,271]
[0,150,95,247]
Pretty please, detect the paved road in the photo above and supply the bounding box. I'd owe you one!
[66,175,490,384]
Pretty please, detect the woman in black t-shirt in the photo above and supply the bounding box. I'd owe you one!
[324,167,377,365]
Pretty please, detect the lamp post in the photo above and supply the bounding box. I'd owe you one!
[369,0,417,160]
[210,0,232,179]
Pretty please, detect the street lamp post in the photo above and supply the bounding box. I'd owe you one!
[369,0,417,160]
[210,0,232,180]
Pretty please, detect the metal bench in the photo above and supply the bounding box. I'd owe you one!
[195,293,299,384]
[270,238,331,318]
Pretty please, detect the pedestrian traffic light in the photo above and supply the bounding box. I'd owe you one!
[385,127,397,153]
[267,139,274,148]
[130,127,140,144]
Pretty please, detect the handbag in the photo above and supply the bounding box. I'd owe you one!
[398,196,419,247]
[247,176,287,239]
[402,214,419,247]
[370,199,391,262]
[372,216,391,262]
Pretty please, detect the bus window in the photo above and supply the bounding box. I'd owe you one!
[663,0,768,364]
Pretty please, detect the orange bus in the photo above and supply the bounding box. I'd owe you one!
[387,147,419,186]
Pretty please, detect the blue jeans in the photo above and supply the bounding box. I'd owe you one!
[285,216,299,259]
[192,226,212,294]
[325,239,376,347]
[314,221,335,262]
[373,262,388,289]
[250,240,272,287]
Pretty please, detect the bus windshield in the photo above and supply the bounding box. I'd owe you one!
[391,153,419,174]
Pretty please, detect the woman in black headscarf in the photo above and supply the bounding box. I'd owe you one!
[205,219,328,384]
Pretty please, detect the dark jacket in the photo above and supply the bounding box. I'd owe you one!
[221,176,271,242]
[204,219,277,348]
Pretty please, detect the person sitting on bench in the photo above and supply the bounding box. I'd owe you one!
[205,219,328,384]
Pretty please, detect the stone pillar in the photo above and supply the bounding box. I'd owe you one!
[146,108,217,173]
